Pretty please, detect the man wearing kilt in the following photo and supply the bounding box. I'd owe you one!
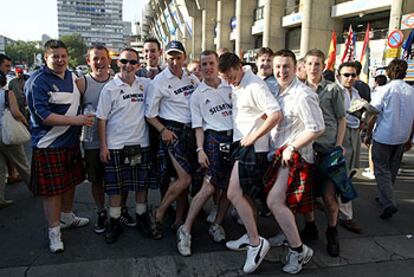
[218,53,282,274]
[264,49,325,274]
[176,50,233,256]
[145,41,199,239]
[96,48,152,243]
[26,40,94,253]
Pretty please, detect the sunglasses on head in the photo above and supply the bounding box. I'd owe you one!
[342,73,357,78]
[119,59,138,65]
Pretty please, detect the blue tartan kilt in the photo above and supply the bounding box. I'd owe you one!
[104,147,150,195]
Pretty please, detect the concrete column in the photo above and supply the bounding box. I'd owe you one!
[216,0,233,51]
[388,0,403,31]
[300,0,312,57]
[235,0,255,58]
[187,0,202,60]
[202,0,216,51]
[263,0,285,50]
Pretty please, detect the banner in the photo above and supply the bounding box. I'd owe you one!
[360,24,371,83]
[341,25,355,63]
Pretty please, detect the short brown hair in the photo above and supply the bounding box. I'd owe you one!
[120,47,139,61]
[304,49,326,63]
[200,50,218,61]
[87,44,110,58]
[257,47,274,58]
[44,39,67,53]
[386,59,407,80]
[274,49,297,65]
[218,53,241,73]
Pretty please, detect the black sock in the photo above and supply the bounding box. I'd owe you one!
[328,225,337,232]
[290,244,303,253]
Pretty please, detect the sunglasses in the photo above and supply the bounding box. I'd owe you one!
[119,59,138,65]
[341,73,357,78]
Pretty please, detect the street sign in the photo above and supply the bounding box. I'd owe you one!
[387,30,404,49]
[385,48,399,58]
[401,13,414,30]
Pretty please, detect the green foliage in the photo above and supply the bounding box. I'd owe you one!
[5,41,42,67]
[60,33,87,68]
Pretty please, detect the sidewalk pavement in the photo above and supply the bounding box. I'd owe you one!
[1,146,413,276]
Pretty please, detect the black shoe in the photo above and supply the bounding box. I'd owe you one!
[326,227,340,257]
[94,210,107,234]
[136,212,152,238]
[380,206,398,220]
[152,220,164,240]
[300,223,319,242]
[119,207,136,227]
[105,217,123,244]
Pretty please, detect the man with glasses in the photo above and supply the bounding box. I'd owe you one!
[336,62,363,233]
[145,41,199,239]
[97,48,152,243]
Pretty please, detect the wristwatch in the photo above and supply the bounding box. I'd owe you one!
[287,145,296,152]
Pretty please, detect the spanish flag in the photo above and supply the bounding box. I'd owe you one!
[325,31,337,71]
[360,24,371,83]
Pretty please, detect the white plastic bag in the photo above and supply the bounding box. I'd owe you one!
[1,108,30,145]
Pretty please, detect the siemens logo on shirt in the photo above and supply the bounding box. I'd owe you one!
[209,103,232,117]
[123,93,144,102]
[174,85,196,96]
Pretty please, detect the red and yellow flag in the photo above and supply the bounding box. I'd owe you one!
[325,31,337,71]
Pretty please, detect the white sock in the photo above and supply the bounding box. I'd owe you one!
[61,212,74,223]
[136,203,147,215]
[109,207,121,219]
[48,225,60,234]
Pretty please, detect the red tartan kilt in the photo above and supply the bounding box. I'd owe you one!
[30,147,86,196]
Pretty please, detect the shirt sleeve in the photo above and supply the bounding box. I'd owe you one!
[253,83,281,115]
[26,80,52,122]
[298,91,325,132]
[370,86,386,112]
[332,85,346,119]
[190,90,203,129]
[96,85,112,120]
[145,81,162,118]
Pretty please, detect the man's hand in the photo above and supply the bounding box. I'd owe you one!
[161,128,178,145]
[336,144,346,155]
[240,133,257,147]
[100,146,110,164]
[364,134,372,147]
[198,150,210,168]
[78,114,95,127]
[281,147,293,167]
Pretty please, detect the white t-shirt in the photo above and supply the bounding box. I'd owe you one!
[96,74,150,149]
[145,67,199,123]
[232,67,281,152]
[191,79,233,131]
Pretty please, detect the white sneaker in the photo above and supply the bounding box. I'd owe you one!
[177,226,191,257]
[243,237,270,273]
[48,227,64,253]
[206,206,217,223]
[282,244,313,274]
[268,232,288,247]
[362,171,375,180]
[208,223,226,242]
[60,212,90,230]
[226,233,249,251]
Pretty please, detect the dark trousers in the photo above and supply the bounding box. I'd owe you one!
[372,140,404,209]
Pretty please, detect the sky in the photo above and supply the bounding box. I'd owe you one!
[0,0,145,41]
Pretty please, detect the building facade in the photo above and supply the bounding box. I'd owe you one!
[146,0,414,69]
[57,0,131,51]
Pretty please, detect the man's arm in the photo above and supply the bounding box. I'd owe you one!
[240,111,282,147]
[336,117,346,149]
[42,113,94,127]
[146,117,177,144]
[98,118,110,163]
[194,127,209,168]
[75,76,86,95]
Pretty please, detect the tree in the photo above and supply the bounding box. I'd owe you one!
[60,33,87,68]
[5,41,42,67]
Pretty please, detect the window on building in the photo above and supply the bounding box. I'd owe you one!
[285,27,301,51]
[254,35,263,49]
[254,6,264,21]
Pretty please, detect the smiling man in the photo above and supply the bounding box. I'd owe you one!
[26,40,94,253]
[256,47,278,96]
[96,48,152,244]
[145,40,200,240]
[136,38,163,79]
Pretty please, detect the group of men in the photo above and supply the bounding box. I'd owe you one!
[11,35,414,275]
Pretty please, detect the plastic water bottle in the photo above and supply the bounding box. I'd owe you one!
[81,103,96,143]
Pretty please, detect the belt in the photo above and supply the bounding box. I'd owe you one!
[160,118,192,130]
[205,129,233,137]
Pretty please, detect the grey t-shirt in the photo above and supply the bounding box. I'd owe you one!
[311,78,346,154]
